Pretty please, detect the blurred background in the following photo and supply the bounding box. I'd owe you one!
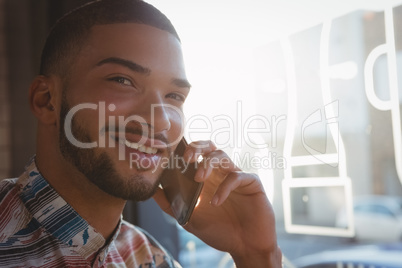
[2,0,402,267]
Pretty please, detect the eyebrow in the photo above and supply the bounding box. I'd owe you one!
[172,78,192,89]
[96,57,191,89]
[96,57,151,75]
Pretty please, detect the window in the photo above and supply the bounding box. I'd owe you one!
[143,0,402,266]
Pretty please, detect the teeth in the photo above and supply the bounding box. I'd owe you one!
[138,145,146,153]
[124,140,157,154]
[148,147,158,154]
[125,140,138,149]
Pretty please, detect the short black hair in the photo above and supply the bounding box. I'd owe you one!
[39,0,180,78]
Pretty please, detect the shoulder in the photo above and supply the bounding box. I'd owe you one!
[0,178,32,243]
[114,220,182,268]
[0,178,18,202]
[116,220,164,249]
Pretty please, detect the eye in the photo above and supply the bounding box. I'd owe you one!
[108,76,133,86]
[166,92,186,102]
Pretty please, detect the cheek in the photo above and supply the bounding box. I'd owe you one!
[167,108,186,141]
[73,108,103,139]
[63,101,112,143]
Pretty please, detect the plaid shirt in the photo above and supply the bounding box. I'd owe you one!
[0,157,181,268]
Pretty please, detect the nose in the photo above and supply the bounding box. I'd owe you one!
[143,92,172,135]
[151,103,171,134]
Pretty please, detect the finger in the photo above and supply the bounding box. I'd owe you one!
[183,140,217,163]
[194,150,240,182]
[152,187,174,217]
[273,246,283,268]
[211,172,260,206]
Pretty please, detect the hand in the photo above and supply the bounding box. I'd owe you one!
[153,140,282,268]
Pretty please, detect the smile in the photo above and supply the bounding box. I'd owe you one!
[123,139,158,155]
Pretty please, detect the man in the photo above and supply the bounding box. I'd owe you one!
[0,0,282,267]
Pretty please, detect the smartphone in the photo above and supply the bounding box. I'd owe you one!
[159,138,203,225]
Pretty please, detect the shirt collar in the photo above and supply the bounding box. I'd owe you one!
[17,157,120,260]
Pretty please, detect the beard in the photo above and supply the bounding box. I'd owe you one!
[58,96,160,202]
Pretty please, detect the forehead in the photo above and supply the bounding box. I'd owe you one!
[77,23,185,75]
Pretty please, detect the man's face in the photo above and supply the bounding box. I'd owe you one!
[58,23,189,201]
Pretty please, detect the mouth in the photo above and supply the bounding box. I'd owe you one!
[104,132,171,172]
[123,139,158,155]
[110,132,168,155]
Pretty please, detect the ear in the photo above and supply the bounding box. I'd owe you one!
[29,75,58,125]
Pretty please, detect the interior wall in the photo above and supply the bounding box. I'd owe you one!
[4,0,93,177]
[0,0,11,179]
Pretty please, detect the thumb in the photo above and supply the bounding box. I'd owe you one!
[153,187,174,217]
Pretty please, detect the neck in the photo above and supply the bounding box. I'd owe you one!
[36,137,126,240]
